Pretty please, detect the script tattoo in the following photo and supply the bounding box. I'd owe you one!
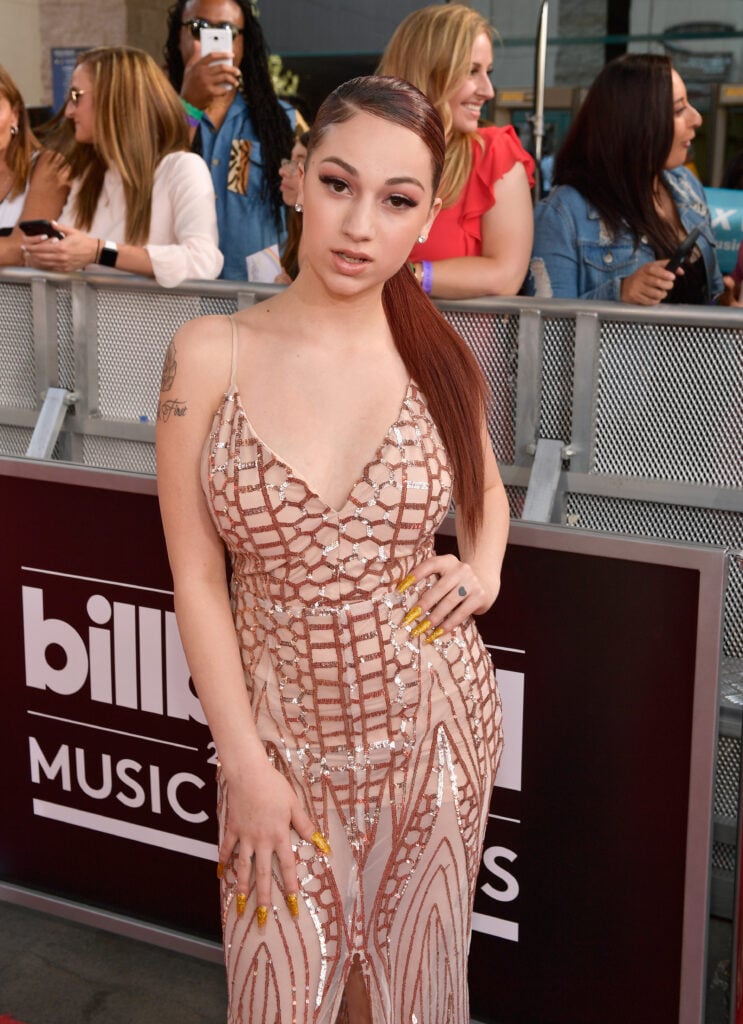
[157,398,187,421]
[160,339,177,392]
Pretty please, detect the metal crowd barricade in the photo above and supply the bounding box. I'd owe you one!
[1,266,742,912]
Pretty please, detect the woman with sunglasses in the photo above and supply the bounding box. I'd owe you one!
[163,0,296,280]
[22,46,222,287]
[0,65,67,265]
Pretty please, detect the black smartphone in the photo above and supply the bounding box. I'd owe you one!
[665,226,701,273]
[18,219,65,240]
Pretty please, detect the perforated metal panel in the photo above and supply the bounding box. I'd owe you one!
[539,317,574,443]
[715,734,741,819]
[594,321,742,487]
[0,424,34,456]
[444,309,518,463]
[96,290,203,421]
[197,295,239,318]
[0,281,37,408]
[81,436,156,475]
[564,494,743,658]
[505,484,526,519]
[713,839,736,873]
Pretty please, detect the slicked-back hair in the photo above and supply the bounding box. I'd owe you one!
[554,53,679,256]
[0,64,40,200]
[307,76,489,541]
[163,0,293,233]
[44,46,189,246]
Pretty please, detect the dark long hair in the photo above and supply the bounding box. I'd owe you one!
[163,0,293,233]
[554,54,679,256]
[308,76,489,541]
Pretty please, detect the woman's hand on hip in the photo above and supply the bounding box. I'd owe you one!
[402,553,498,639]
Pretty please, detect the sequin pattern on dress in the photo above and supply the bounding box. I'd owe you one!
[202,358,503,1024]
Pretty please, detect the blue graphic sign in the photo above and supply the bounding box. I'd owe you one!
[705,186,743,275]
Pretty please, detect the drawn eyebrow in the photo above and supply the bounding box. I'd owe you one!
[320,157,424,190]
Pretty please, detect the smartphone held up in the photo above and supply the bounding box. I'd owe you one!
[665,226,701,274]
[200,25,233,66]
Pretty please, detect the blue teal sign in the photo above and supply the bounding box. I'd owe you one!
[704,187,743,275]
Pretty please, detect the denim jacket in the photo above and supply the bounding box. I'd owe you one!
[528,166,723,302]
[198,93,295,280]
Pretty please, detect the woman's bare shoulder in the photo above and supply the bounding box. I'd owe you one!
[165,314,234,389]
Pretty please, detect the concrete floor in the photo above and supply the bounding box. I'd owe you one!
[0,900,733,1024]
[0,901,227,1024]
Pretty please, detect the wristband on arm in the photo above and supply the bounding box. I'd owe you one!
[421,260,433,295]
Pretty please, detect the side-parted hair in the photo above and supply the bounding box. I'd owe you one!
[554,53,678,256]
[307,76,489,540]
[0,65,40,200]
[163,0,293,235]
[378,4,492,208]
[47,47,189,246]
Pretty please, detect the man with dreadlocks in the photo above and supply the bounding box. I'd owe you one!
[163,0,295,279]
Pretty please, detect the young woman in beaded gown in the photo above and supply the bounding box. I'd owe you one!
[156,76,508,1024]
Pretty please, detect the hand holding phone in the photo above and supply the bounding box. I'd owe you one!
[19,219,65,240]
[665,226,701,273]
[200,26,233,67]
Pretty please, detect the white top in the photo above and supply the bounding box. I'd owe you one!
[0,173,31,230]
[60,150,223,287]
[0,181,30,230]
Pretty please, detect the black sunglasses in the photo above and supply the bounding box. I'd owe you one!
[181,17,243,40]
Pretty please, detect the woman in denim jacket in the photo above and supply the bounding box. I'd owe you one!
[529,54,737,306]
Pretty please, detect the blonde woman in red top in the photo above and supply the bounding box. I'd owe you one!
[379,3,535,298]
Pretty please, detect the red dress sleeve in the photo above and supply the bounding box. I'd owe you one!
[409,125,535,260]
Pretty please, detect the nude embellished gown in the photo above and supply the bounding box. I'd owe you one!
[201,322,503,1024]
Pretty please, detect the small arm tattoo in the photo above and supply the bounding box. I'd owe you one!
[160,339,177,392]
[157,398,187,421]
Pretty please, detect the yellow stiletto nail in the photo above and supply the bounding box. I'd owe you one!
[425,627,444,644]
[216,861,225,879]
[256,905,269,928]
[285,893,300,917]
[410,618,432,639]
[236,892,247,917]
[311,830,332,856]
[402,605,423,627]
[396,573,416,593]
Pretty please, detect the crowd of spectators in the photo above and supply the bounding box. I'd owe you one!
[1,2,741,304]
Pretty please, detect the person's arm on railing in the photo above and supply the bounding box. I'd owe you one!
[410,162,534,299]
[0,151,69,267]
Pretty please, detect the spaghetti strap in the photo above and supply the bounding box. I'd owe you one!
[227,315,240,395]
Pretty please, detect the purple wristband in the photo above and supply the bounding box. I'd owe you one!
[421,260,433,295]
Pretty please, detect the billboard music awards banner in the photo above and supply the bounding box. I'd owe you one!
[0,461,722,1023]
